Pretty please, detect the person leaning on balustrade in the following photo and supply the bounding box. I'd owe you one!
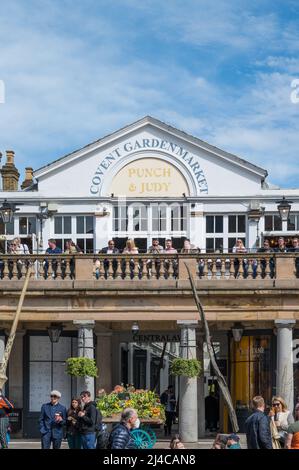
[43,239,62,279]
[146,238,164,278]
[287,237,299,278]
[8,237,30,279]
[122,239,139,279]
[180,238,200,254]
[97,240,119,279]
[232,239,248,278]
[257,239,275,278]
[163,239,178,279]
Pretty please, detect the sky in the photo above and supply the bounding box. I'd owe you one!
[1,0,299,188]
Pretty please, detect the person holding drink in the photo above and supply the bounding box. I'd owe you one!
[39,390,67,449]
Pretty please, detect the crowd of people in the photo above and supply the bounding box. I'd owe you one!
[212,394,299,450]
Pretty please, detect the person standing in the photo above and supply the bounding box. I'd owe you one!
[77,390,99,449]
[99,240,119,279]
[44,239,62,279]
[147,238,164,278]
[271,396,294,446]
[66,398,82,449]
[275,237,288,253]
[164,240,178,279]
[232,239,248,278]
[285,403,299,449]
[0,389,14,449]
[244,395,272,449]
[39,390,67,449]
[160,385,176,436]
[107,408,139,449]
[288,237,299,278]
[257,239,275,278]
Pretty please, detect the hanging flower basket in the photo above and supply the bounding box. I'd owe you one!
[170,358,202,378]
[66,357,98,377]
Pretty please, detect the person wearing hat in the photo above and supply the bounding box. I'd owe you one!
[226,433,241,449]
[39,390,67,449]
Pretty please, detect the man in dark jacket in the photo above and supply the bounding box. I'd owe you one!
[39,390,67,449]
[100,241,119,279]
[78,390,99,449]
[245,395,272,449]
[108,408,138,449]
[160,386,176,436]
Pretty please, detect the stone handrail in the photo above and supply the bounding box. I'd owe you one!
[0,253,298,281]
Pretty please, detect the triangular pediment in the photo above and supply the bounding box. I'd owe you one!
[34,116,267,198]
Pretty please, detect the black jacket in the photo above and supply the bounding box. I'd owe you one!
[100,247,119,254]
[78,401,98,435]
[108,423,134,449]
[245,410,273,449]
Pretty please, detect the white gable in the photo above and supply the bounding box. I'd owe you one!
[34,117,266,198]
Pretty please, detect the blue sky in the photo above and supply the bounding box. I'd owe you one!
[1,0,299,187]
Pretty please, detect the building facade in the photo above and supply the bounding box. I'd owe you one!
[0,116,299,438]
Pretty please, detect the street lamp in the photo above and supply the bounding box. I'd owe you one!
[0,199,20,224]
[132,322,139,334]
[276,196,293,222]
[231,323,244,342]
[47,323,63,343]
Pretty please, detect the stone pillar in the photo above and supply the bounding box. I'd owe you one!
[189,203,204,251]
[196,332,205,438]
[95,203,113,252]
[275,320,296,411]
[95,331,113,394]
[74,321,95,398]
[177,321,198,443]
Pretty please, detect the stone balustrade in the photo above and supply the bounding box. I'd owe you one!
[0,253,298,281]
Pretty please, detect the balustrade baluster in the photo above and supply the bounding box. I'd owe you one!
[141,258,147,280]
[115,259,122,280]
[108,258,114,279]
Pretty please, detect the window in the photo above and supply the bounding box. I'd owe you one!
[171,204,187,231]
[113,206,128,232]
[76,238,94,253]
[132,205,147,231]
[228,215,246,233]
[288,214,299,231]
[264,215,282,231]
[206,237,223,253]
[76,216,93,234]
[54,216,71,234]
[0,216,14,236]
[228,237,246,252]
[152,205,167,232]
[19,217,37,235]
[206,216,223,234]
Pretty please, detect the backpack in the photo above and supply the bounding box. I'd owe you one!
[96,420,109,449]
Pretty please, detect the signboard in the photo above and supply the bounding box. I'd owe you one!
[132,332,181,343]
[8,409,22,433]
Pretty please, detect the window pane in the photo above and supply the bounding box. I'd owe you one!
[228,216,236,233]
[206,216,214,233]
[113,207,119,232]
[238,215,246,233]
[28,217,36,235]
[55,217,62,234]
[206,238,214,253]
[56,239,63,250]
[215,238,223,251]
[6,218,14,235]
[86,216,93,234]
[76,238,85,252]
[76,216,85,234]
[265,215,272,231]
[274,215,282,231]
[86,239,94,253]
[141,219,147,231]
[64,216,71,234]
[19,217,27,235]
[288,215,296,231]
[215,216,223,233]
[228,237,236,252]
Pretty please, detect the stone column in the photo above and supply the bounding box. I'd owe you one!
[275,320,296,411]
[74,321,95,398]
[95,331,113,393]
[196,332,205,438]
[177,320,198,443]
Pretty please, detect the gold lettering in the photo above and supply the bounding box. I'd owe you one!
[128,169,136,177]
[163,168,171,177]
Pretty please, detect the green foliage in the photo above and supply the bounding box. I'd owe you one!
[66,357,98,377]
[170,358,202,378]
[96,388,165,421]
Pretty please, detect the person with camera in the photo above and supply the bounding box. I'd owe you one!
[77,390,101,449]
[0,388,14,449]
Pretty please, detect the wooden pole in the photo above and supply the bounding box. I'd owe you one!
[184,263,239,432]
[0,265,32,389]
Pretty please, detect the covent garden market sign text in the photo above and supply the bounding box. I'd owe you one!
[89,138,208,195]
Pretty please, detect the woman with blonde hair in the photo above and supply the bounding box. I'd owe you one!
[122,239,139,279]
[271,396,294,446]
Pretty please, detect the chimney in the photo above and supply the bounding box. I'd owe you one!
[0,150,20,191]
[21,167,34,190]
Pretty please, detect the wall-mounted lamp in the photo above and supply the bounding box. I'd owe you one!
[132,322,139,334]
[47,323,63,343]
[231,322,244,342]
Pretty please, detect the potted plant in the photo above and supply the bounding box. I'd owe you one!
[66,357,98,377]
[170,358,202,378]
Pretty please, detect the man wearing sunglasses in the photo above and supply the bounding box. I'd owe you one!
[39,390,67,449]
